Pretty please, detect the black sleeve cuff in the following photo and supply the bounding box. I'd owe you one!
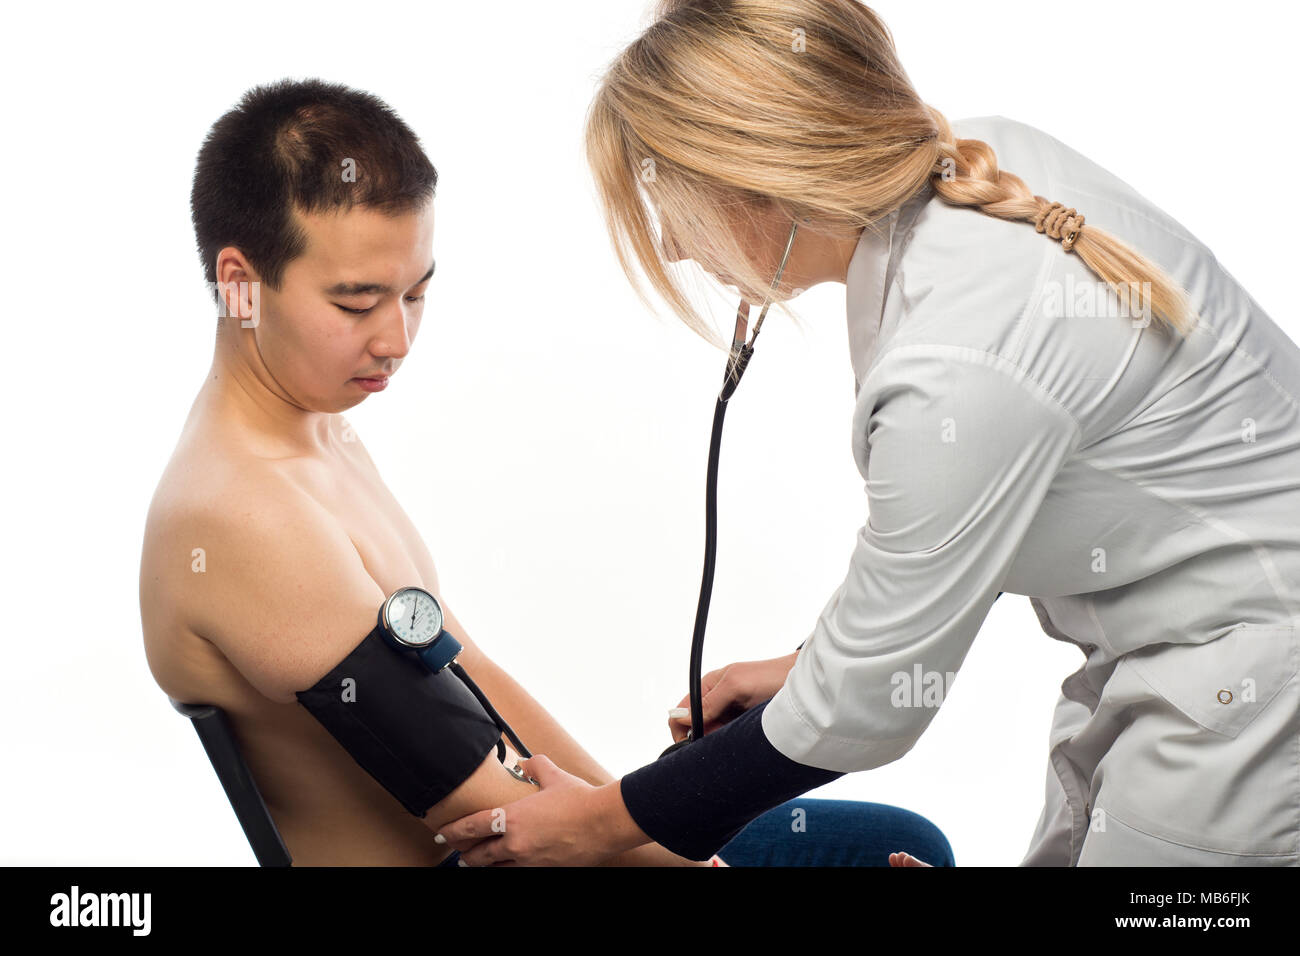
[619,699,845,860]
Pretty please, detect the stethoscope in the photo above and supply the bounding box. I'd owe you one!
[380,220,801,773]
[660,219,800,758]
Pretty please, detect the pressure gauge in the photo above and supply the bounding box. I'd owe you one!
[380,586,445,649]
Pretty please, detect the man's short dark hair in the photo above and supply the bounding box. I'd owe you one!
[190,77,438,304]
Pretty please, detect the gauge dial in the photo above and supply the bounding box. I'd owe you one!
[384,587,444,647]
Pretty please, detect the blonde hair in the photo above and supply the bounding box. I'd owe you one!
[584,0,1198,351]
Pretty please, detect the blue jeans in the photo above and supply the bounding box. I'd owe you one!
[437,798,954,867]
[716,797,955,866]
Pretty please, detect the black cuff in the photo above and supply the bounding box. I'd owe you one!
[619,699,845,860]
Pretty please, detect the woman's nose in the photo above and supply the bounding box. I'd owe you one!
[662,229,687,263]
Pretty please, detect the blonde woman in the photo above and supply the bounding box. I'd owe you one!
[438,0,1300,866]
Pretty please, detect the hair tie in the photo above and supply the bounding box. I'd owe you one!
[1034,199,1085,253]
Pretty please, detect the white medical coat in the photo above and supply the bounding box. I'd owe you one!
[761,115,1300,865]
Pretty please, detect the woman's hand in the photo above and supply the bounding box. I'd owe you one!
[434,754,649,866]
[668,650,800,742]
[889,851,933,867]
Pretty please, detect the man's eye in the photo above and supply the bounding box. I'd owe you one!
[334,295,424,316]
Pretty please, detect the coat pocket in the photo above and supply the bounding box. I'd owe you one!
[1122,622,1299,739]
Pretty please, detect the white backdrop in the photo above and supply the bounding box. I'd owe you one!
[2,0,1295,866]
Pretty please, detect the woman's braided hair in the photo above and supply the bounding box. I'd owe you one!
[926,106,1195,334]
[586,0,1198,346]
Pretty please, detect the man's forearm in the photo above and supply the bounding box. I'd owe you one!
[458,652,616,785]
[460,654,710,866]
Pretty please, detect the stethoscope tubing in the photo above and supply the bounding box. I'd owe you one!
[663,219,801,756]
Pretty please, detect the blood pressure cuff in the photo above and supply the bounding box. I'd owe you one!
[294,624,503,817]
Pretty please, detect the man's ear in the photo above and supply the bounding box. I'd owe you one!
[214,247,263,327]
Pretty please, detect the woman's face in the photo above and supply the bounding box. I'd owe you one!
[662,201,860,302]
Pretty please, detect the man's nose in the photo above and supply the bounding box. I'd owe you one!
[376,302,414,359]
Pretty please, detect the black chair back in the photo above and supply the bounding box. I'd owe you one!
[169,698,292,867]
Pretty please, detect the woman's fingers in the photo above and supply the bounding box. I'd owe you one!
[667,707,691,742]
[459,832,516,867]
[435,807,505,850]
[888,851,933,867]
[701,674,736,719]
[667,657,797,741]
[668,684,745,740]
[667,666,733,739]
[516,754,559,786]
[667,653,798,741]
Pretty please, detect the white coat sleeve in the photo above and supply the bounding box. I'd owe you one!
[761,344,1082,771]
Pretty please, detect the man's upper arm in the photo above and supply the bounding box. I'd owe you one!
[184,481,386,703]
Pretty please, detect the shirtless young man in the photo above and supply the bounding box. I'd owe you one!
[138,78,705,867]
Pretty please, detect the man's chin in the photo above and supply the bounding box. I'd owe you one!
[326,392,370,414]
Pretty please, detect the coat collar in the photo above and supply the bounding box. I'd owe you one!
[844,182,934,392]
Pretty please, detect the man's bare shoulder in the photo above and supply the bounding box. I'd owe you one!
[142,442,384,705]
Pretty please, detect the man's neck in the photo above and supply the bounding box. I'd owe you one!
[195,343,341,460]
